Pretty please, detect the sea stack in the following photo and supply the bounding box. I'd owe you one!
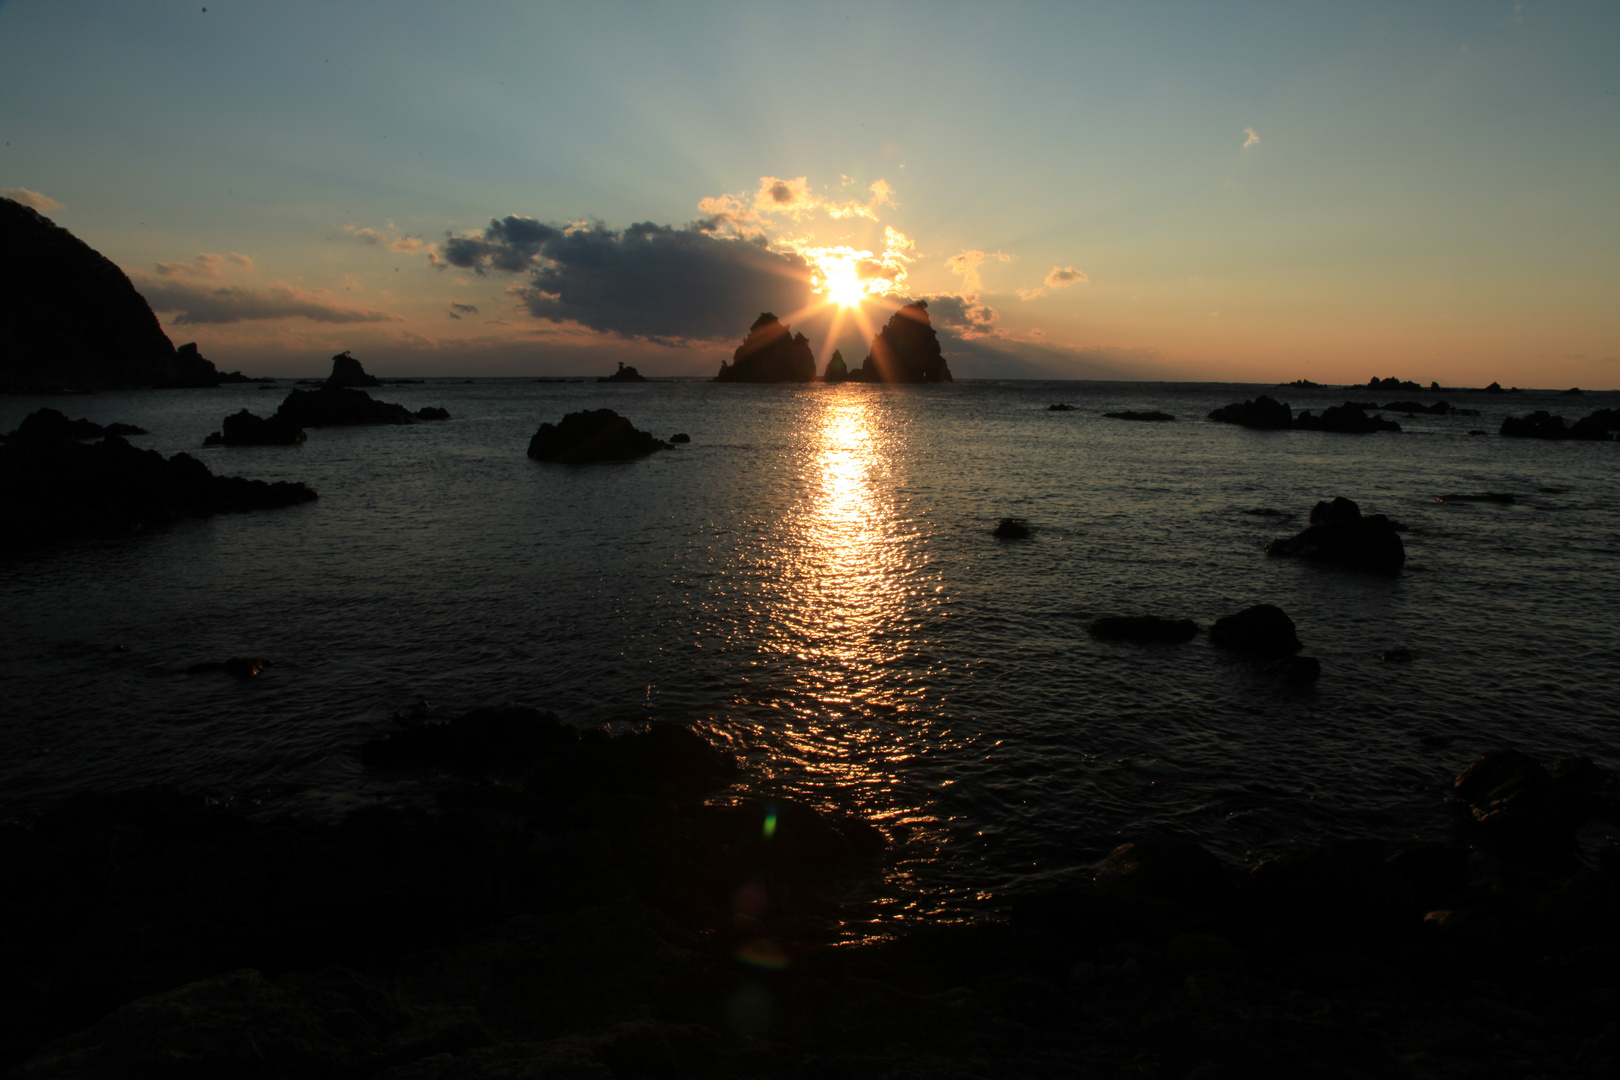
[715,313,815,383]
[860,300,952,383]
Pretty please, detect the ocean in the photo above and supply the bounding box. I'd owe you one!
[3,378,1616,933]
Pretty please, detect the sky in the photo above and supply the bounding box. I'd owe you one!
[2,1,1616,386]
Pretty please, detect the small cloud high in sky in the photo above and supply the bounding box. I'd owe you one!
[0,1,1614,384]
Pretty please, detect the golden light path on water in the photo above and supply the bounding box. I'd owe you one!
[727,388,968,932]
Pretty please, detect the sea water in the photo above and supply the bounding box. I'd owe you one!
[2,379,1617,928]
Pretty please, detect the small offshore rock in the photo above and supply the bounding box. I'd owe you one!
[1294,403,1401,434]
[1047,403,1075,411]
[1438,492,1514,504]
[1265,496,1405,574]
[670,433,691,444]
[993,517,1032,539]
[1104,410,1175,422]
[324,349,381,387]
[415,406,451,421]
[205,409,307,446]
[526,409,667,463]
[1209,604,1302,655]
[1208,395,1292,429]
[1087,616,1198,642]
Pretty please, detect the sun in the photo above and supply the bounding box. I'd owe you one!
[819,253,868,308]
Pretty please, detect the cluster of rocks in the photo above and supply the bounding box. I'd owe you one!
[1208,395,1404,434]
[717,301,953,384]
[204,353,450,446]
[1500,408,1620,441]
[5,707,1612,1079]
[0,408,316,548]
[527,409,669,463]
[1104,410,1175,422]
[1265,495,1406,574]
[598,362,650,383]
[1085,604,1317,683]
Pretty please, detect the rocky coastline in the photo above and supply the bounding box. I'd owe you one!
[0,706,1615,1079]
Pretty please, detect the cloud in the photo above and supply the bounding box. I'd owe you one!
[1242,127,1261,148]
[345,223,429,253]
[944,250,1011,297]
[447,301,479,320]
[1017,287,1045,301]
[133,276,402,326]
[697,176,898,235]
[437,216,812,343]
[2,187,64,212]
[1045,266,1088,288]
[921,293,1004,340]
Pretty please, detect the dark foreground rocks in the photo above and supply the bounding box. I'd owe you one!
[1209,604,1301,654]
[1293,403,1401,433]
[527,409,668,463]
[1266,496,1406,574]
[204,408,307,446]
[1,410,316,547]
[6,738,1616,1080]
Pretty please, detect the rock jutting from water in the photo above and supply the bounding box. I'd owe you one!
[1265,496,1406,574]
[598,362,649,383]
[992,517,1031,539]
[1293,403,1401,434]
[1209,604,1302,654]
[823,349,849,382]
[1500,409,1619,441]
[204,409,307,446]
[714,313,815,382]
[861,299,953,383]
[324,349,381,387]
[1207,395,1292,429]
[1,409,317,548]
[1104,410,1175,422]
[526,408,668,463]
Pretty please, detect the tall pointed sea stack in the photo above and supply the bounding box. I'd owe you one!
[861,300,952,383]
[714,313,816,383]
[824,349,848,382]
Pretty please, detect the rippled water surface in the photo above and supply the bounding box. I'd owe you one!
[3,379,1617,928]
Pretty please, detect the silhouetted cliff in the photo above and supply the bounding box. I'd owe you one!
[861,300,952,383]
[0,197,195,390]
[714,313,815,383]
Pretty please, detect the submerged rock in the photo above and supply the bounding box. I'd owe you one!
[993,517,1031,539]
[715,313,815,383]
[1047,403,1076,411]
[526,409,667,463]
[414,406,451,421]
[1104,410,1175,422]
[204,409,306,446]
[1265,496,1405,574]
[1209,604,1301,655]
[1381,400,1450,415]
[0,417,316,547]
[1207,395,1292,429]
[1087,616,1198,642]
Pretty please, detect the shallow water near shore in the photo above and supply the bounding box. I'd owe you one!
[3,379,1617,934]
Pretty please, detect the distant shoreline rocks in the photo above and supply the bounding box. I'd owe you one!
[527,408,668,463]
[1500,408,1618,441]
[598,362,650,383]
[1104,410,1175,422]
[204,353,450,443]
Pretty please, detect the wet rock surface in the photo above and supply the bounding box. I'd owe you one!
[1265,496,1406,574]
[3,730,1619,1079]
[1,410,317,547]
[527,409,667,463]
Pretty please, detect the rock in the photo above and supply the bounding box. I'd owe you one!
[1263,655,1320,684]
[0,423,317,548]
[669,433,690,444]
[1500,411,1571,439]
[1047,403,1076,411]
[823,349,849,382]
[1381,400,1449,414]
[860,300,953,383]
[186,657,271,678]
[1095,834,1232,922]
[204,409,307,446]
[993,517,1031,539]
[414,407,451,421]
[1563,387,1584,396]
[714,313,815,382]
[167,342,228,388]
[0,197,191,390]
[1264,496,1406,574]
[1209,604,1301,655]
[324,350,382,387]
[701,796,885,881]
[526,409,667,463]
[1384,843,1468,910]
[12,408,126,441]
[1243,839,1409,941]
[1207,395,1292,429]
[1293,403,1401,433]
[1437,493,1513,504]
[272,385,419,427]
[1452,749,1608,842]
[102,422,148,437]
[1570,408,1620,441]
[1380,647,1413,662]
[598,362,649,383]
[1367,376,1423,392]
[1087,616,1198,642]
[1104,410,1175,422]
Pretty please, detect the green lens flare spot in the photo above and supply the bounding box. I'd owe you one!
[763,803,778,840]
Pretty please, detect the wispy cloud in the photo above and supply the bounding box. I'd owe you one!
[344,223,429,253]
[154,252,254,279]
[1045,266,1088,288]
[2,187,64,212]
[1242,127,1261,148]
[944,249,1011,297]
[447,301,479,320]
[697,176,897,235]
[133,275,401,326]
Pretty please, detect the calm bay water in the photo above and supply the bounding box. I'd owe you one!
[3,378,1617,929]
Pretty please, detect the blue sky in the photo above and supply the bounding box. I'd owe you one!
[3,1,1616,385]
